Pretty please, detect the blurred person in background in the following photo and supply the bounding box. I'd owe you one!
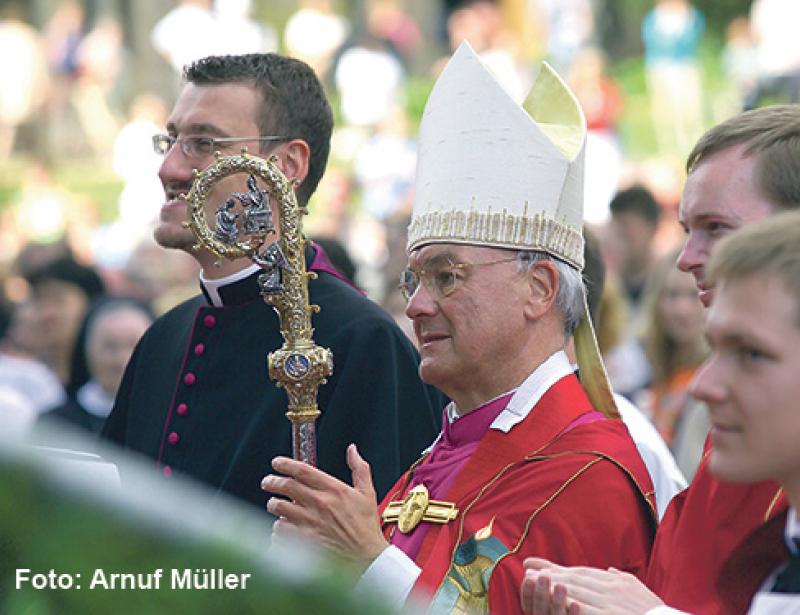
[720,16,759,116]
[92,93,171,270]
[0,295,65,428]
[537,0,595,73]
[592,263,628,360]
[40,298,154,435]
[151,0,216,77]
[640,249,709,478]
[349,105,417,297]
[582,229,687,518]
[609,185,662,313]
[602,186,662,399]
[334,29,405,129]
[567,47,624,225]
[443,0,529,102]
[212,0,278,56]
[43,0,83,83]
[119,237,199,316]
[0,3,49,159]
[352,106,416,223]
[745,0,800,109]
[365,0,423,67]
[642,0,705,157]
[41,0,87,156]
[283,0,350,82]
[152,0,278,82]
[71,14,125,157]
[24,256,105,394]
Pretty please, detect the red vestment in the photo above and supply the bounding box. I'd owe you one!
[378,374,657,615]
[647,440,788,615]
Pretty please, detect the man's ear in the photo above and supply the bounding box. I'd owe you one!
[522,260,559,321]
[275,139,310,186]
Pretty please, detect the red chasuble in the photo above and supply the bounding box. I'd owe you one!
[378,373,657,615]
[647,439,788,615]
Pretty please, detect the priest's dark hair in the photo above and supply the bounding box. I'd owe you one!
[184,53,333,207]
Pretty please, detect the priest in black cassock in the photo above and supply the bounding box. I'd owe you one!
[101,53,443,509]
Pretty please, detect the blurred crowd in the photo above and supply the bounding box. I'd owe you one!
[1,0,799,478]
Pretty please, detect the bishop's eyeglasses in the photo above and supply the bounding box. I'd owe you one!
[399,256,519,301]
[152,134,289,160]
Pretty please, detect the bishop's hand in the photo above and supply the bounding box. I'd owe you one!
[262,444,389,572]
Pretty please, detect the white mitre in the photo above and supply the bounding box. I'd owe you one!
[408,41,619,419]
[407,40,586,271]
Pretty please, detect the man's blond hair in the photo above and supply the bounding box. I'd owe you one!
[686,105,800,211]
[708,210,800,324]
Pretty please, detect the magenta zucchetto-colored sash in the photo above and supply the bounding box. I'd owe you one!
[391,392,514,559]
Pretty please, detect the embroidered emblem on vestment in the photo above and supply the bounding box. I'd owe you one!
[428,519,509,614]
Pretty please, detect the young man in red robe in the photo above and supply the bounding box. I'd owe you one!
[522,211,800,614]
[522,106,800,615]
[259,41,657,614]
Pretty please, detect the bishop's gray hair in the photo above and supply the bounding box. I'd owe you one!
[516,251,585,339]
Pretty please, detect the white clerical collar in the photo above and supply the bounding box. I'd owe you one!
[492,350,573,432]
[200,264,262,307]
[443,350,572,430]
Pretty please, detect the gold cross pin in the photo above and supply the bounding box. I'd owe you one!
[382,484,459,533]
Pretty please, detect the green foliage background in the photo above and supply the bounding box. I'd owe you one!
[0,454,397,615]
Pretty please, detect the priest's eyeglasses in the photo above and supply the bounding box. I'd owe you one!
[399,256,519,301]
[152,134,289,159]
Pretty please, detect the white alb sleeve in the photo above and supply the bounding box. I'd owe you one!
[355,545,421,610]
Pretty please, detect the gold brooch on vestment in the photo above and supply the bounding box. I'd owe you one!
[382,485,458,534]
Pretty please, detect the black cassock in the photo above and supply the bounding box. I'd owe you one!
[102,246,443,508]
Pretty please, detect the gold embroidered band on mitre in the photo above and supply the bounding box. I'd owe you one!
[407,204,585,271]
[382,485,459,534]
